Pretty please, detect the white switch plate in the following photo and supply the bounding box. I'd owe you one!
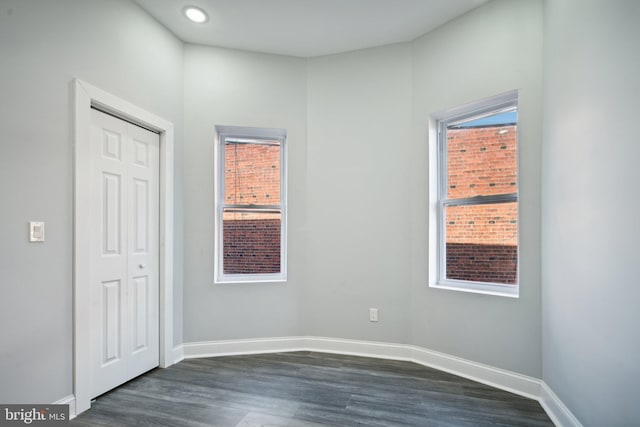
[369,308,378,322]
[29,221,45,242]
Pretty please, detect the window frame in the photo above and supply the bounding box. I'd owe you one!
[430,91,519,298]
[214,125,287,284]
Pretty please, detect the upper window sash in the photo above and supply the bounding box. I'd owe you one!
[437,103,518,200]
[219,133,285,206]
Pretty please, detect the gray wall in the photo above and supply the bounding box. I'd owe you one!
[410,0,544,377]
[0,0,184,403]
[182,45,307,342]
[304,44,413,343]
[542,0,640,425]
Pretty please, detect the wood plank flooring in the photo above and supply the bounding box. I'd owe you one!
[70,351,554,426]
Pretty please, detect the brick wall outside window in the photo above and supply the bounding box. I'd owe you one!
[445,125,518,284]
[223,216,281,274]
[223,143,282,274]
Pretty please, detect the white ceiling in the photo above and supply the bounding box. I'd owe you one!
[134,0,488,58]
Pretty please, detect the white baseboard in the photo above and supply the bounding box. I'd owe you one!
[304,336,415,360]
[183,336,308,358]
[172,344,185,365]
[53,394,76,420]
[409,345,541,400]
[182,336,540,400]
[539,382,583,427]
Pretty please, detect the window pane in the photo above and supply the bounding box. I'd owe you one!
[447,111,517,199]
[445,202,518,284]
[223,209,281,274]
[225,141,280,205]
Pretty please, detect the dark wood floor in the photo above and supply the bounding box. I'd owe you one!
[70,351,553,427]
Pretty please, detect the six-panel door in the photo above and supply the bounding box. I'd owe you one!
[89,109,159,399]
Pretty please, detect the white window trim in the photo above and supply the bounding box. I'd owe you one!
[214,125,288,284]
[429,90,519,298]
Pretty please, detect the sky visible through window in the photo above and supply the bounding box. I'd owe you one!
[450,111,517,128]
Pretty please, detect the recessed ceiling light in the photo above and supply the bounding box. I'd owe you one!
[184,6,208,23]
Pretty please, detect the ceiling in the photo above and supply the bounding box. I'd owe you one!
[134,0,488,58]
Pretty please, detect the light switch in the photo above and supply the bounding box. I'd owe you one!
[29,221,45,242]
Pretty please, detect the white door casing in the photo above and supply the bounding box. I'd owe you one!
[89,109,159,398]
[73,78,175,416]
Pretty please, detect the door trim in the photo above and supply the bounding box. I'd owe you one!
[72,79,175,415]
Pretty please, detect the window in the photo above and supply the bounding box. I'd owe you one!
[215,126,287,283]
[430,91,519,297]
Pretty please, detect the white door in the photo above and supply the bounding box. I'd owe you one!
[89,108,160,398]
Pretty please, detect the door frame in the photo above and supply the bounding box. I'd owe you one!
[72,79,175,414]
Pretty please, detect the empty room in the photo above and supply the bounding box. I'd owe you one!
[0,0,638,426]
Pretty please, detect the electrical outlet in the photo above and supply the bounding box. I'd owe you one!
[369,308,378,322]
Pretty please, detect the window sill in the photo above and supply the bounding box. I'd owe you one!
[430,280,519,298]
[215,275,287,285]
